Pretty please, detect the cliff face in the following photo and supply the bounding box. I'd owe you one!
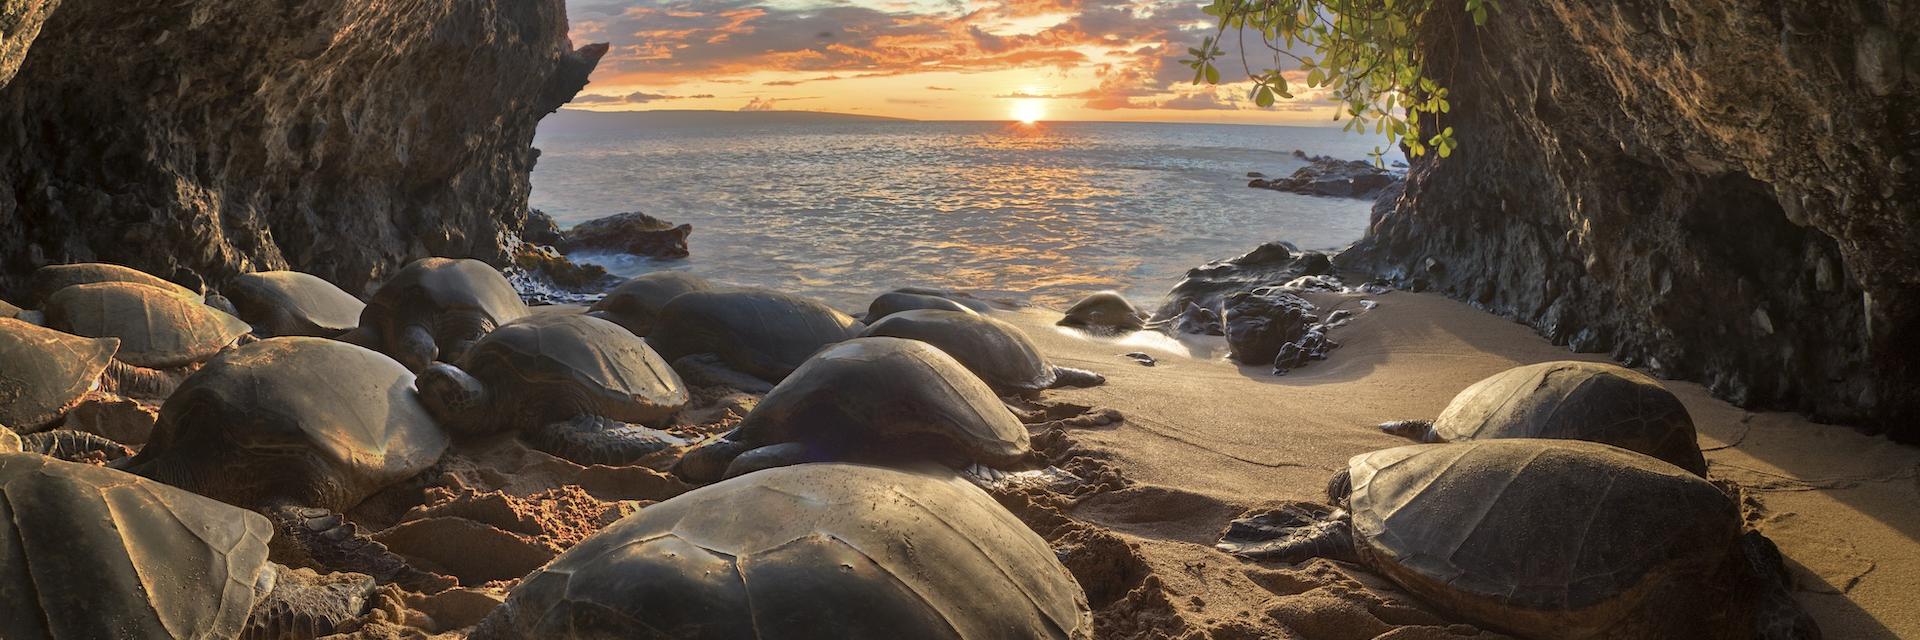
[0,0,602,297]
[1340,1,1919,436]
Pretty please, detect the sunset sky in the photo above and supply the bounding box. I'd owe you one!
[564,0,1340,123]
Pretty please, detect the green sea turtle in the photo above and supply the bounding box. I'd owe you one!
[1378,361,1707,476]
[586,271,713,336]
[417,313,689,466]
[860,309,1104,393]
[1217,440,1818,640]
[473,463,1091,639]
[648,288,862,382]
[673,337,1033,483]
[29,262,200,304]
[1058,291,1145,333]
[118,337,453,592]
[226,270,367,338]
[351,257,529,371]
[863,290,978,322]
[0,318,127,431]
[0,454,380,639]
[41,281,254,400]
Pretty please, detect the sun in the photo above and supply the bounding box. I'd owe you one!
[1011,99,1046,125]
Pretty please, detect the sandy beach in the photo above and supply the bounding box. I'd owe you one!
[988,288,1919,639]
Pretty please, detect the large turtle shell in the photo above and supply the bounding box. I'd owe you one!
[29,263,199,304]
[363,257,527,328]
[1432,361,1706,475]
[481,463,1091,639]
[0,454,273,639]
[43,282,252,368]
[462,314,688,424]
[587,271,712,336]
[227,271,367,337]
[860,309,1055,392]
[127,337,448,512]
[863,291,978,322]
[649,288,862,381]
[730,337,1030,466]
[1348,439,1741,639]
[0,318,118,430]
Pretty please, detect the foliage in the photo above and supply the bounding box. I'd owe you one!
[1181,0,1497,164]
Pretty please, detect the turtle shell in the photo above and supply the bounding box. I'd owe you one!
[0,454,273,639]
[730,337,1030,466]
[649,288,862,381]
[860,309,1055,392]
[1347,439,1741,639]
[481,463,1091,639]
[0,428,18,452]
[362,258,528,334]
[0,319,118,430]
[43,282,251,368]
[587,271,712,336]
[864,291,979,322]
[127,337,448,512]
[1058,291,1144,332]
[0,298,22,319]
[29,263,200,304]
[227,271,366,337]
[461,314,688,424]
[1432,361,1706,475]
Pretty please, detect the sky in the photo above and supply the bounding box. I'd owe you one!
[563,0,1342,123]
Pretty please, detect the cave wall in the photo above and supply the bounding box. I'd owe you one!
[0,0,603,298]
[1339,0,1919,435]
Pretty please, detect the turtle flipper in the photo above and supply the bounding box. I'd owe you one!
[672,436,756,483]
[1377,419,1442,443]
[21,429,133,463]
[722,442,826,479]
[1048,366,1106,388]
[266,505,455,594]
[1215,502,1361,564]
[241,563,378,640]
[103,359,187,401]
[525,414,687,467]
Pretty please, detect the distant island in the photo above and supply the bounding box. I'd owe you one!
[541,109,912,134]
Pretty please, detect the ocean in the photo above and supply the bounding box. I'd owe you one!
[530,113,1389,310]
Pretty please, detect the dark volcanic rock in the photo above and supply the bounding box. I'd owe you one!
[1223,290,1319,366]
[522,210,566,247]
[0,0,605,299]
[559,212,693,260]
[1337,1,1919,435]
[1253,153,1404,199]
[1152,242,1332,325]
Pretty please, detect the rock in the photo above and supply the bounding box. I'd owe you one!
[1172,302,1223,336]
[0,0,605,299]
[521,209,565,247]
[1151,242,1331,324]
[505,243,617,304]
[1253,155,1404,200]
[1223,290,1319,366]
[1336,0,1919,435]
[559,211,692,260]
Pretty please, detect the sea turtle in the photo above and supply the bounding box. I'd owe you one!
[118,337,453,592]
[863,290,978,322]
[28,262,200,304]
[350,257,529,371]
[648,288,862,382]
[585,271,712,336]
[1377,361,1707,476]
[472,463,1092,639]
[860,309,1104,393]
[0,318,128,431]
[0,454,381,639]
[1058,291,1145,333]
[41,281,253,400]
[673,337,1033,483]
[226,270,367,338]
[1216,440,1819,640]
[417,313,690,466]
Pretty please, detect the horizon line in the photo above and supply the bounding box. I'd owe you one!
[553,107,1361,130]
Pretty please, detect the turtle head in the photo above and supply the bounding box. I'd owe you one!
[1377,419,1439,443]
[1741,531,1822,640]
[416,363,491,435]
[393,323,438,372]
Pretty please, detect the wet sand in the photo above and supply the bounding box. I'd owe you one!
[1000,288,1919,639]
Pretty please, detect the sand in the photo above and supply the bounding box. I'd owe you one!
[343,287,1917,639]
[997,288,1920,639]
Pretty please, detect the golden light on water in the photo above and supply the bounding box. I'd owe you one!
[1012,99,1046,125]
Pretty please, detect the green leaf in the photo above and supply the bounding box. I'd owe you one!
[1255,86,1276,107]
[1204,64,1220,85]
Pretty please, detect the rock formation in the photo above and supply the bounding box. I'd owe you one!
[0,0,605,300]
[1251,151,1403,199]
[1339,0,1919,437]
[559,211,694,260]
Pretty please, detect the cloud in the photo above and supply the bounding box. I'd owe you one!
[926,85,957,91]
[571,90,715,105]
[737,96,819,111]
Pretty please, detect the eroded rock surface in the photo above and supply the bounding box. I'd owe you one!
[1251,151,1403,199]
[0,0,604,299]
[1339,1,1920,436]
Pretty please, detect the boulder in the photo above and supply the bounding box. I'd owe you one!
[559,212,692,260]
[1223,290,1319,366]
